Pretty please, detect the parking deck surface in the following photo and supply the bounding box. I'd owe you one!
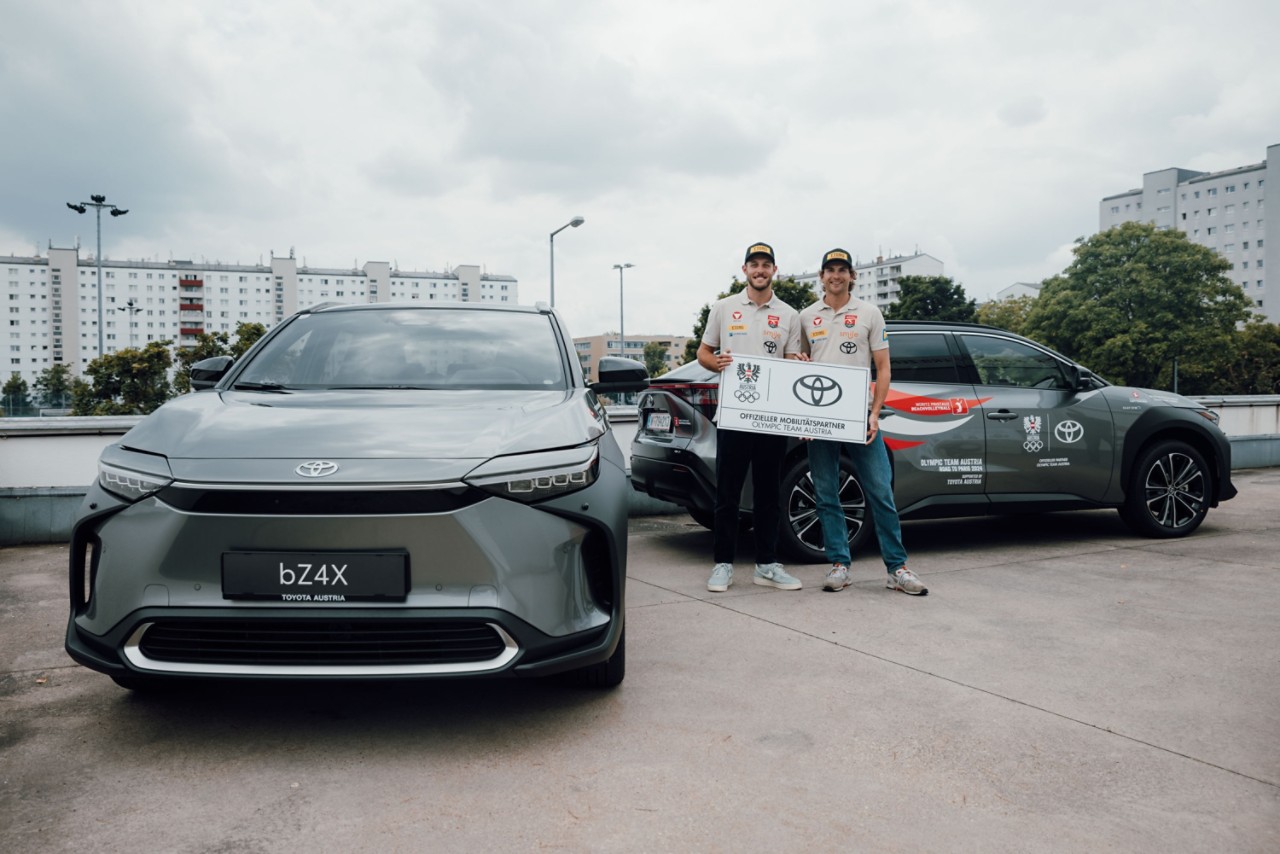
[2,469,1278,852]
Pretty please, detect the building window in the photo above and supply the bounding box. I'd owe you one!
[1157,187,1170,195]
[1208,208,1216,216]
[1156,206,1171,213]
[1226,185,1236,193]
[1208,187,1217,196]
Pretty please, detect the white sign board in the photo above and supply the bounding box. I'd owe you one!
[717,354,870,444]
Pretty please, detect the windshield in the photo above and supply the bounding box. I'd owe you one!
[235,308,570,390]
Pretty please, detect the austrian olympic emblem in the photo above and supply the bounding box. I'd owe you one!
[1022,415,1043,453]
[1055,420,1084,443]
[735,361,762,402]
[731,311,743,321]
[844,315,857,327]
[812,317,823,327]
[839,341,857,355]
[767,315,779,328]
[296,461,339,478]
[793,374,843,407]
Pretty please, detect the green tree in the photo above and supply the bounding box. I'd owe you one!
[682,276,817,364]
[72,341,174,415]
[884,275,977,322]
[976,294,1036,335]
[33,364,74,410]
[172,322,267,393]
[1190,320,1280,395]
[1024,222,1252,389]
[642,341,670,378]
[230,321,267,359]
[2,373,34,416]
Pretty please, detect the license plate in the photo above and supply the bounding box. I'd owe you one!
[647,411,672,432]
[222,552,408,602]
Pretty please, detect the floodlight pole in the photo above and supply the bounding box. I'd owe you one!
[66,194,129,358]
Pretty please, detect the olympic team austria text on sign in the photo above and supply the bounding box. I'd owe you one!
[717,354,870,444]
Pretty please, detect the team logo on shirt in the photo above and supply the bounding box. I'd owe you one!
[767,315,779,328]
[844,315,857,327]
[731,311,743,321]
[811,317,823,326]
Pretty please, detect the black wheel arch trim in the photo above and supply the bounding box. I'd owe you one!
[1119,409,1234,506]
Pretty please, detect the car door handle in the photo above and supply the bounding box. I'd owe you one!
[986,410,1019,421]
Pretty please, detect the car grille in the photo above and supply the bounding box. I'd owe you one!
[137,618,508,666]
[156,486,488,515]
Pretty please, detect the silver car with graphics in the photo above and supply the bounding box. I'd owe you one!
[66,302,648,689]
[631,320,1236,561]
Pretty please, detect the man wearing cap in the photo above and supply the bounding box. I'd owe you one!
[798,248,927,595]
[696,242,804,592]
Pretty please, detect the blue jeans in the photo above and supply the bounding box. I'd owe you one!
[806,434,908,574]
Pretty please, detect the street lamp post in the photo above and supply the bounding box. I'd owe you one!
[548,216,584,308]
[66,194,129,358]
[117,298,143,349]
[613,263,634,359]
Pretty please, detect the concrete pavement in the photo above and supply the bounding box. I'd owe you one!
[2,470,1278,851]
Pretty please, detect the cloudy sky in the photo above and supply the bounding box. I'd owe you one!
[2,0,1277,340]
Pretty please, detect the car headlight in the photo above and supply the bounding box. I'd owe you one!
[99,462,173,503]
[1194,409,1221,426]
[465,445,600,503]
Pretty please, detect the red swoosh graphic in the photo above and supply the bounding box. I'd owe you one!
[884,437,926,451]
[878,386,991,416]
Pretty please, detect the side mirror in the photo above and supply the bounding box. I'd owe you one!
[591,357,649,394]
[190,355,235,391]
[1070,365,1095,392]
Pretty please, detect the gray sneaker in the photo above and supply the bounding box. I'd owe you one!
[887,567,928,595]
[707,563,733,592]
[753,562,801,590]
[823,563,851,592]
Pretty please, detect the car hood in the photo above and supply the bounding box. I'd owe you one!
[1102,385,1207,409]
[119,389,607,483]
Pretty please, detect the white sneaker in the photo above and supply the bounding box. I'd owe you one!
[707,563,733,592]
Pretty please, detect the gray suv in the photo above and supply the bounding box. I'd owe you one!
[630,320,1236,561]
[66,302,648,689]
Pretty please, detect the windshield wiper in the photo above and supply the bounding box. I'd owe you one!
[232,381,292,393]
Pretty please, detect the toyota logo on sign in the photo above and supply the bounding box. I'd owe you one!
[793,375,843,407]
[296,461,340,478]
[1054,420,1084,443]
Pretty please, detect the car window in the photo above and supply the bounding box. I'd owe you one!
[237,309,569,390]
[958,333,1070,390]
[884,332,959,383]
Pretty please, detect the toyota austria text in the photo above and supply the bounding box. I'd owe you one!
[66,302,649,689]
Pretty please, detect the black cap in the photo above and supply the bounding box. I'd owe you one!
[744,242,776,264]
[821,248,853,269]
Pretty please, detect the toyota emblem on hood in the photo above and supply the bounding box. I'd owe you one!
[296,461,340,478]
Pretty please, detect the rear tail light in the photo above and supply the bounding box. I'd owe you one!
[663,383,719,422]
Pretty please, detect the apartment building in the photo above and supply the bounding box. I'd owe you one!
[793,251,945,307]
[1100,142,1276,321]
[1,248,518,385]
[573,333,690,383]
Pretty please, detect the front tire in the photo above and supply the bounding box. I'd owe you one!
[1120,440,1211,538]
[779,456,874,563]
